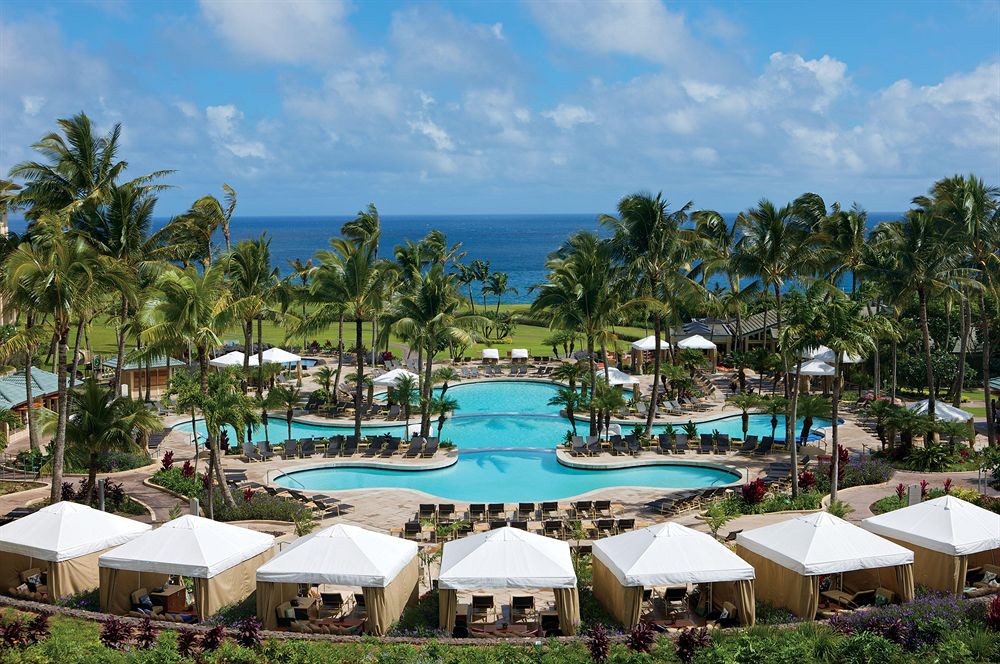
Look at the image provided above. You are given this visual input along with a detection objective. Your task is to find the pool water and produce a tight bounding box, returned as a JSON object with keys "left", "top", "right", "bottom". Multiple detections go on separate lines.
{"left": 172, "top": 379, "right": 830, "bottom": 500}
{"left": 274, "top": 450, "right": 740, "bottom": 502}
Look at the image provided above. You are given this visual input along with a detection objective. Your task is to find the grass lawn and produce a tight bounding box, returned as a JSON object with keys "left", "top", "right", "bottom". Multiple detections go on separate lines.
{"left": 0, "top": 481, "right": 43, "bottom": 497}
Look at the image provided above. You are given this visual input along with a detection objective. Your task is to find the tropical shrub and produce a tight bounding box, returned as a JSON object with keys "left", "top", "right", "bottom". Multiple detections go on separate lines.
{"left": 675, "top": 626, "right": 710, "bottom": 663}
{"left": 904, "top": 444, "right": 954, "bottom": 472}
{"left": 741, "top": 478, "right": 767, "bottom": 504}
{"left": 586, "top": 623, "right": 610, "bottom": 663}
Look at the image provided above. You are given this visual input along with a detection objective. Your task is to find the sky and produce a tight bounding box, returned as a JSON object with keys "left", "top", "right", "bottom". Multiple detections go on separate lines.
{"left": 1, "top": 0, "right": 998, "bottom": 216}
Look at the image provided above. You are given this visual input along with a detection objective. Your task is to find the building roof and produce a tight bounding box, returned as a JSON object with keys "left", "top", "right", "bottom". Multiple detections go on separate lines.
{"left": 0, "top": 367, "right": 59, "bottom": 410}
{"left": 102, "top": 356, "right": 185, "bottom": 372}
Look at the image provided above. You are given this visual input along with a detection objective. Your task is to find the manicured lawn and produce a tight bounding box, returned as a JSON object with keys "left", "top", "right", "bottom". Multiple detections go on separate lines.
{"left": 0, "top": 481, "right": 43, "bottom": 497}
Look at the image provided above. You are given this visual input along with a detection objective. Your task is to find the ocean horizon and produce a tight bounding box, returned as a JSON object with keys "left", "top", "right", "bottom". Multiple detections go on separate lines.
{"left": 8, "top": 211, "right": 905, "bottom": 304}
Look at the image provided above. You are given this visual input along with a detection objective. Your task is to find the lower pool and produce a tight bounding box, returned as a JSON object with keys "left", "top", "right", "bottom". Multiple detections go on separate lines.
{"left": 273, "top": 450, "right": 741, "bottom": 502}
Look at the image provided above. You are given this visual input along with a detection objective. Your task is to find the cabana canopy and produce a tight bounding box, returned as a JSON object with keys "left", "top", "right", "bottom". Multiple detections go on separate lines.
{"left": 861, "top": 496, "right": 1000, "bottom": 595}
{"left": 592, "top": 523, "right": 755, "bottom": 627}
{"left": 631, "top": 336, "right": 669, "bottom": 351}
{"left": 209, "top": 350, "right": 246, "bottom": 367}
{"left": 438, "top": 527, "right": 579, "bottom": 635}
{"left": 605, "top": 368, "right": 640, "bottom": 386}
{"left": 677, "top": 334, "right": 717, "bottom": 350}
{"left": 511, "top": 348, "right": 529, "bottom": 359}
{"left": 481, "top": 349, "right": 499, "bottom": 360}
{"left": 906, "top": 399, "right": 973, "bottom": 423}
{"left": 259, "top": 347, "right": 302, "bottom": 365}
{"left": 737, "top": 513, "right": 914, "bottom": 619}
{"left": 802, "top": 345, "right": 863, "bottom": 364}
{"left": 0, "top": 503, "right": 151, "bottom": 602}
{"left": 796, "top": 359, "right": 835, "bottom": 377}
{"left": 256, "top": 525, "right": 419, "bottom": 634}
{"left": 372, "top": 368, "right": 420, "bottom": 387}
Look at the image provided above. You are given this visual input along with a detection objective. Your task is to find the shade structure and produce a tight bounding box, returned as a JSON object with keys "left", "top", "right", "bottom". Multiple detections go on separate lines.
{"left": 99, "top": 515, "right": 275, "bottom": 617}
{"left": 438, "top": 527, "right": 579, "bottom": 635}
{"left": 481, "top": 348, "right": 499, "bottom": 360}
{"left": 372, "top": 368, "right": 420, "bottom": 387}
{"left": 906, "top": 399, "right": 973, "bottom": 423}
{"left": 605, "top": 367, "right": 640, "bottom": 386}
{"left": 209, "top": 350, "right": 246, "bottom": 367}
{"left": 677, "top": 334, "right": 717, "bottom": 350}
{"left": 802, "top": 345, "right": 863, "bottom": 364}
{"left": 0, "top": 503, "right": 151, "bottom": 602}
{"left": 796, "top": 359, "right": 835, "bottom": 377}
{"left": 256, "top": 525, "right": 419, "bottom": 633}
{"left": 861, "top": 496, "right": 1000, "bottom": 595}
{"left": 631, "top": 336, "right": 670, "bottom": 351}
{"left": 736, "top": 513, "right": 914, "bottom": 619}
{"left": 511, "top": 348, "right": 529, "bottom": 359}
{"left": 592, "top": 523, "right": 755, "bottom": 627}
{"left": 259, "top": 347, "right": 301, "bottom": 364}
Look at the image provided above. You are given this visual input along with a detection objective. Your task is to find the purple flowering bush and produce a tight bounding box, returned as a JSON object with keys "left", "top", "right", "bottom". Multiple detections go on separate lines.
{"left": 828, "top": 590, "right": 970, "bottom": 650}
{"left": 816, "top": 455, "right": 893, "bottom": 492}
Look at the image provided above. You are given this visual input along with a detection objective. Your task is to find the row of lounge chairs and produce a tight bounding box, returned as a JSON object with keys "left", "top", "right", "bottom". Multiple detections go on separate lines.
{"left": 569, "top": 432, "right": 758, "bottom": 457}
{"left": 460, "top": 365, "right": 553, "bottom": 378}
{"left": 399, "top": 514, "right": 637, "bottom": 542}
{"left": 415, "top": 500, "right": 620, "bottom": 523}
{"left": 241, "top": 436, "right": 440, "bottom": 462}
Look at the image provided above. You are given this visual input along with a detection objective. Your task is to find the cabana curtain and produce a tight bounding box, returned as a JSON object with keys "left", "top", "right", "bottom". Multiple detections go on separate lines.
{"left": 591, "top": 555, "right": 642, "bottom": 628}
{"left": 362, "top": 556, "right": 420, "bottom": 635}
{"left": 738, "top": 547, "right": 820, "bottom": 619}
{"left": 256, "top": 581, "right": 299, "bottom": 629}
{"left": 194, "top": 549, "right": 271, "bottom": 618}
{"left": 99, "top": 567, "right": 170, "bottom": 614}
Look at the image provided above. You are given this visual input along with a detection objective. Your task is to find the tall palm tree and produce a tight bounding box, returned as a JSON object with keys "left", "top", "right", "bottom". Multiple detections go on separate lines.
{"left": 429, "top": 395, "right": 458, "bottom": 439}
{"left": 432, "top": 367, "right": 461, "bottom": 398}
{"left": 0, "top": 180, "right": 22, "bottom": 324}
{"left": 142, "top": 264, "right": 238, "bottom": 508}
{"left": 166, "top": 369, "right": 204, "bottom": 470}
{"left": 199, "top": 368, "right": 259, "bottom": 518}
{"left": 603, "top": 193, "right": 700, "bottom": 432}
{"left": 394, "top": 374, "right": 419, "bottom": 439}
{"left": 725, "top": 393, "right": 761, "bottom": 443}
{"left": 823, "top": 204, "right": 868, "bottom": 295}
{"left": 796, "top": 394, "right": 831, "bottom": 447}
{"left": 65, "top": 378, "right": 160, "bottom": 502}
{"left": 549, "top": 386, "right": 585, "bottom": 435}
{"left": 227, "top": 235, "right": 279, "bottom": 397}
{"left": 286, "top": 257, "right": 313, "bottom": 350}
{"left": 271, "top": 386, "right": 301, "bottom": 443}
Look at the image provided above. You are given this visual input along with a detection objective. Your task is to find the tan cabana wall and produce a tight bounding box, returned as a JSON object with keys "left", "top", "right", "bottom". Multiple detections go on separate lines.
{"left": 99, "top": 566, "right": 170, "bottom": 615}
{"left": 840, "top": 564, "right": 915, "bottom": 604}
{"left": 256, "top": 581, "right": 300, "bottom": 629}
{"left": 882, "top": 539, "right": 997, "bottom": 596}
{"left": 591, "top": 555, "right": 642, "bottom": 628}
{"left": 362, "top": 556, "right": 420, "bottom": 636}
{"left": 193, "top": 548, "right": 272, "bottom": 618}
{"left": 738, "top": 546, "right": 820, "bottom": 619}
{"left": 2, "top": 548, "right": 114, "bottom": 601}
{"left": 705, "top": 579, "right": 756, "bottom": 626}
{"left": 439, "top": 585, "right": 580, "bottom": 636}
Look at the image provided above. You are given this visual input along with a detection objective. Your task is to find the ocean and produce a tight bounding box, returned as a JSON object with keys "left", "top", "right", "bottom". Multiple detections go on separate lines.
{"left": 8, "top": 211, "right": 904, "bottom": 304}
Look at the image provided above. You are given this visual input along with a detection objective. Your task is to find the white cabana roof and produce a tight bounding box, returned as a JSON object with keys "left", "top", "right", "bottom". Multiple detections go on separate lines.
{"left": 631, "top": 336, "right": 669, "bottom": 351}
{"left": 862, "top": 496, "right": 1000, "bottom": 557}
{"left": 605, "top": 367, "right": 640, "bottom": 386}
{"left": 736, "top": 512, "right": 913, "bottom": 576}
{"left": 99, "top": 515, "right": 274, "bottom": 579}
{"left": 260, "top": 347, "right": 301, "bottom": 364}
{"left": 372, "top": 368, "right": 420, "bottom": 386}
{"left": 481, "top": 348, "right": 500, "bottom": 360}
{"left": 593, "top": 522, "right": 754, "bottom": 587}
{"left": 439, "top": 527, "right": 577, "bottom": 590}
{"left": 802, "top": 345, "right": 863, "bottom": 364}
{"left": 209, "top": 350, "right": 246, "bottom": 367}
{"left": 256, "top": 524, "right": 417, "bottom": 587}
{"left": 906, "top": 399, "right": 973, "bottom": 423}
{"left": 796, "top": 359, "right": 836, "bottom": 376}
{"left": 677, "top": 334, "right": 717, "bottom": 350}
{"left": 511, "top": 348, "right": 529, "bottom": 359}
{"left": 0, "top": 502, "right": 150, "bottom": 562}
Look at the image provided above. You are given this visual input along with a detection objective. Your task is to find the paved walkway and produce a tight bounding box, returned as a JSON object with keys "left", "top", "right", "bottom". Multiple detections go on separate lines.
{"left": 835, "top": 469, "right": 999, "bottom": 522}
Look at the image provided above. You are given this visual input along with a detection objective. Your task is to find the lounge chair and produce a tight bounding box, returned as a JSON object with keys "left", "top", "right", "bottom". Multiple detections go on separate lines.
{"left": 342, "top": 436, "right": 359, "bottom": 456}
{"left": 511, "top": 596, "right": 535, "bottom": 623}
{"left": 418, "top": 504, "right": 437, "bottom": 521}
{"left": 540, "top": 502, "right": 559, "bottom": 519}
{"left": 402, "top": 521, "right": 423, "bottom": 541}
{"left": 594, "top": 500, "right": 613, "bottom": 517}
{"left": 404, "top": 439, "right": 423, "bottom": 457}
{"left": 487, "top": 503, "right": 506, "bottom": 520}
{"left": 387, "top": 405, "right": 401, "bottom": 420}
{"left": 699, "top": 435, "right": 713, "bottom": 454}
{"left": 616, "top": 518, "right": 635, "bottom": 532}
{"left": 572, "top": 500, "right": 593, "bottom": 517}
{"left": 381, "top": 437, "right": 400, "bottom": 457}
{"left": 471, "top": 595, "right": 495, "bottom": 623}
{"left": 674, "top": 434, "right": 690, "bottom": 452}
{"left": 753, "top": 436, "right": 774, "bottom": 456}
{"left": 595, "top": 518, "right": 615, "bottom": 538}
{"left": 438, "top": 504, "right": 457, "bottom": 522}
{"left": 468, "top": 504, "right": 487, "bottom": 521}
{"left": 737, "top": 435, "right": 758, "bottom": 454}
{"left": 489, "top": 519, "right": 508, "bottom": 530}
{"left": 364, "top": 439, "right": 384, "bottom": 457}
{"left": 509, "top": 520, "right": 528, "bottom": 531}
{"left": 258, "top": 441, "right": 275, "bottom": 461}
{"left": 625, "top": 435, "right": 641, "bottom": 455}
{"left": 242, "top": 442, "right": 262, "bottom": 462}
{"left": 543, "top": 520, "right": 564, "bottom": 538}
{"left": 610, "top": 436, "right": 628, "bottom": 456}
{"left": 324, "top": 436, "right": 343, "bottom": 457}
{"left": 716, "top": 435, "right": 730, "bottom": 453}
{"left": 300, "top": 440, "right": 316, "bottom": 457}
{"left": 421, "top": 438, "right": 439, "bottom": 457}
{"left": 517, "top": 503, "right": 536, "bottom": 520}
{"left": 657, "top": 434, "right": 672, "bottom": 454}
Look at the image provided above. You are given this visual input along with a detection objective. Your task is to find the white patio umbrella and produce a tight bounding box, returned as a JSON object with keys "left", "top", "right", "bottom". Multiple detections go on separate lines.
{"left": 801, "top": 345, "right": 863, "bottom": 364}
{"left": 906, "top": 399, "right": 973, "bottom": 423}
{"left": 209, "top": 350, "right": 246, "bottom": 367}
{"left": 796, "top": 359, "right": 836, "bottom": 376}
{"left": 677, "top": 334, "right": 717, "bottom": 350}
{"left": 259, "top": 347, "right": 301, "bottom": 365}
{"left": 605, "top": 367, "right": 640, "bottom": 386}
{"left": 631, "top": 336, "right": 670, "bottom": 351}
{"left": 373, "top": 368, "right": 421, "bottom": 387}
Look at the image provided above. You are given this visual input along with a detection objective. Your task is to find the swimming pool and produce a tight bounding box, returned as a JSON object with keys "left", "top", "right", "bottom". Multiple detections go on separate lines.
{"left": 274, "top": 450, "right": 741, "bottom": 502}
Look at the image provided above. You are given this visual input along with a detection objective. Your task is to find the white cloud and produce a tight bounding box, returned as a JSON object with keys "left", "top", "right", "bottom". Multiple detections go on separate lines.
{"left": 410, "top": 117, "right": 454, "bottom": 151}
{"left": 760, "top": 52, "right": 850, "bottom": 112}
{"left": 205, "top": 104, "right": 268, "bottom": 159}
{"left": 21, "top": 96, "right": 45, "bottom": 116}
{"left": 199, "top": 0, "right": 352, "bottom": 65}
{"left": 542, "top": 104, "right": 595, "bottom": 130}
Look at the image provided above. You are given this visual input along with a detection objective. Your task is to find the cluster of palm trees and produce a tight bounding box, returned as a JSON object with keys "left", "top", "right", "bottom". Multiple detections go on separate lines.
{"left": 0, "top": 111, "right": 995, "bottom": 516}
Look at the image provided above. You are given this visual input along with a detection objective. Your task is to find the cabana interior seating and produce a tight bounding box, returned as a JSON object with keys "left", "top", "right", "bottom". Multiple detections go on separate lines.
{"left": 0, "top": 502, "right": 150, "bottom": 604}
{"left": 736, "top": 513, "right": 914, "bottom": 619}
{"left": 98, "top": 515, "right": 274, "bottom": 620}
{"left": 862, "top": 496, "right": 1000, "bottom": 597}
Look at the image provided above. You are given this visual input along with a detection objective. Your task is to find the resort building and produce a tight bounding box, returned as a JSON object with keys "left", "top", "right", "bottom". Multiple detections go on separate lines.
{"left": 0, "top": 367, "right": 59, "bottom": 440}
{"left": 102, "top": 356, "right": 185, "bottom": 400}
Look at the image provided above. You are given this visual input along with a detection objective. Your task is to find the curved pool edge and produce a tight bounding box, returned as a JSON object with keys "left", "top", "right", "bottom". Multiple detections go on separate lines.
{"left": 268, "top": 452, "right": 459, "bottom": 485}
{"left": 554, "top": 450, "right": 744, "bottom": 484}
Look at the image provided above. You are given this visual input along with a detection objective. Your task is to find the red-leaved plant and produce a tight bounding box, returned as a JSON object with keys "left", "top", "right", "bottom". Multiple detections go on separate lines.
{"left": 181, "top": 460, "right": 195, "bottom": 478}
{"left": 160, "top": 451, "right": 174, "bottom": 472}
{"left": 895, "top": 483, "right": 906, "bottom": 500}
{"left": 243, "top": 487, "right": 254, "bottom": 503}
{"left": 943, "top": 478, "right": 953, "bottom": 495}
{"left": 627, "top": 621, "right": 655, "bottom": 653}
{"left": 99, "top": 616, "right": 134, "bottom": 651}
{"left": 741, "top": 478, "right": 767, "bottom": 504}
{"left": 920, "top": 479, "right": 929, "bottom": 498}
{"left": 797, "top": 470, "right": 816, "bottom": 491}
{"left": 675, "top": 626, "right": 711, "bottom": 663}
{"left": 587, "top": 623, "right": 610, "bottom": 663}
{"left": 986, "top": 594, "right": 1000, "bottom": 631}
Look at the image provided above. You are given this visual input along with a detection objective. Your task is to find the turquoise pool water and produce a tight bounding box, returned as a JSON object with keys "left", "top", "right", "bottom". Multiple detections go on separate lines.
{"left": 274, "top": 450, "right": 741, "bottom": 502}
{"left": 376, "top": 380, "right": 565, "bottom": 414}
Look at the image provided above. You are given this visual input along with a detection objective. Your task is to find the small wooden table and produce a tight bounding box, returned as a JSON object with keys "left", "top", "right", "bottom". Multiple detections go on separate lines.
{"left": 151, "top": 585, "right": 186, "bottom": 614}
{"left": 471, "top": 623, "right": 534, "bottom": 637}
{"left": 821, "top": 590, "right": 855, "bottom": 608}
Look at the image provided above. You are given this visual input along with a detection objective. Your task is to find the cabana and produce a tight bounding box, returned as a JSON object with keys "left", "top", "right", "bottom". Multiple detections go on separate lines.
{"left": 677, "top": 335, "right": 717, "bottom": 367}
{"left": 793, "top": 359, "right": 836, "bottom": 394}
{"left": 481, "top": 348, "right": 500, "bottom": 364}
{"left": 256, "top": 524, "right": 419, "bottom": 634}
{"left": 906, "top": 399, "right": 974, "bottom": 423}
{"left": 438, "top": 527, "right": 579, "bottom": 635}
{"left": 736, "top": 513, "right": 914, "bottom": 619}
{"left": 372, "top": 368, "right": 420, "bottom": 387}
{"left": 862, "top": 496, "right": 1000, "bottom": 595}
{"left": 511, "top": 348, "right": 529, "bottom": 363}
{"left": 802, "top": 345, "right": 863, "bottom": 364}
{"left": 630, "top": 336, "right": 669, "bottom": 372}
{"left": 592, "top": 523, "right": 755, "bottom": 627}
{"left": 259, "top": 347, "right": 304, "bottom": 385}
{"left": 0, "top": 502, "right": 150, "bottom": 603}
{"left": 605, "top": 367, "right": 640, "bottom": 387}
{"left": 99, "top": 515, "right": 274, "bottom": 619}
{"left": 209, "top": 350, "right": 246, "bottom": 368}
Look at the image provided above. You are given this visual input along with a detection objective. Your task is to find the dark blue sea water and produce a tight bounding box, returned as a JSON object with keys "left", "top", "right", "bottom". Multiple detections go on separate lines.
{"left": 8, "top": 211, "right": 904, "bottom": 304}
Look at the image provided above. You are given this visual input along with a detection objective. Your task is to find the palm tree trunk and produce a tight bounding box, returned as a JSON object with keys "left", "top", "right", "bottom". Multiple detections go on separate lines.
{"left": 49, "top": 327, "right": 70, "bottom": 504}
{"left": 919, "top": 289, "right": 935, "bottom": 419}
{"left": 952, "top": 294, "right": 970, "bottom": 407}
{"left": 333, "top": 314, "right": 345, "bottom": 405}
{"left": 788, "top": 358, "right": 803, "bottom": 497}
{"left": 587, "top": 335, "right": 597, "bottom": 435}
{"left": 830, "top": 356, "right": 842, "bottom": 503}
{"left": 242, "top": 320, "right": 252, "bottom": 394}
{"left": 980, "top": 289, "right": 995, "bottom": 447}
{"left": 24, "top": 334, "right": 40, "bottom": 452}
{"left": 891, "top": 336, "right": 898, "bottom": 403}
{"left": 69, "top": 319, "right": 85, "bottom": 392}
{"left": 354, "top": 317, "right": 363, "bottom": 441}
{"left": 114, "top": 300, "right": 128, "bottom": 391}
{"left": 775, "top": 286, "right": 789, "bottom": 399}
{"left": 257, "top": 317, "right": 264, "bottom": 399}
{"left": 421, "top": 338, "right": 435, "bottom": 437}
{"left": 645, "top": 313, "right": 663, "bottom": 434}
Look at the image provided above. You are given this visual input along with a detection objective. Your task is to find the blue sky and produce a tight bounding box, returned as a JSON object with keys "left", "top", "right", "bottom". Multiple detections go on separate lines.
{"left": 1, "top": 0, "right": 998, "bottom": 215}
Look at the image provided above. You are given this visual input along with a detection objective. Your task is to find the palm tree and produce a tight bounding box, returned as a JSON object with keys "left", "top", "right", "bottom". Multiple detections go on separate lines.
{"left": 429, "top": 395, "right": 459, "bottom": 439}
{"left": 484, "top": 271, "right": 516, "bottom": 317}
{"left": 725, "top": 393, "right": 761, "bottom": 442}
{"left": 166, "top": 369, "right": 204, "bottom": 471}
{"left": 823, "top": 204, "right": 868, "bottom": 295}
{"left": 199, "top": 369, "right": 259, "bottom": 518}
{"left": 760, "top": 396, "right": 788, "bottom": 442}
{"left": 286, "top": 257, "right": 313, "bottom": 350}
{"left": 65, "top": 378, "right": 160, "bottom": 502}
{"left": 603, "top": 192, "right": 700, "bottom": 432}
{"left": 227, "top": 235, "right": 279, "bottom": 397}
{"left": 271, "top": 386, "right": 301, "bottom": 442}
{"left": 142, "top": 264, "right": 237, "bottom": 508}
{"left": 591, "top": 382, "right": 626, "bottom": 438}
{"left": 164, "top": 188, "right": 234, "bottom": 267}
{"left": 315, "top": 366, "right": 335, "bottom": 407}
{"left": 549, "top": 386, "right": 585, "bottom": 435}
{"left": 551, "top": 361, "right": 587, "bottom": 396}
{"left": 0, "top": 408, "right": 23, "bottom": 455}
{"left": 0, "top": 180, "right": 21, "bottom": 324}
{"left": 394, "top": 374, "right": 419, "bottom": 439}
{"left": 796, "top": 394, "right": 831, "bottom": 446}
{"left": 432, "top": 366, "right": 461, "bottom": 398}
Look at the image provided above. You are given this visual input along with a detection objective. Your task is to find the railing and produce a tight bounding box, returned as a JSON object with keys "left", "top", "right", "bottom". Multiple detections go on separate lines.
{"left": 0, "top": 453, "right": 42, "bottom": 482}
